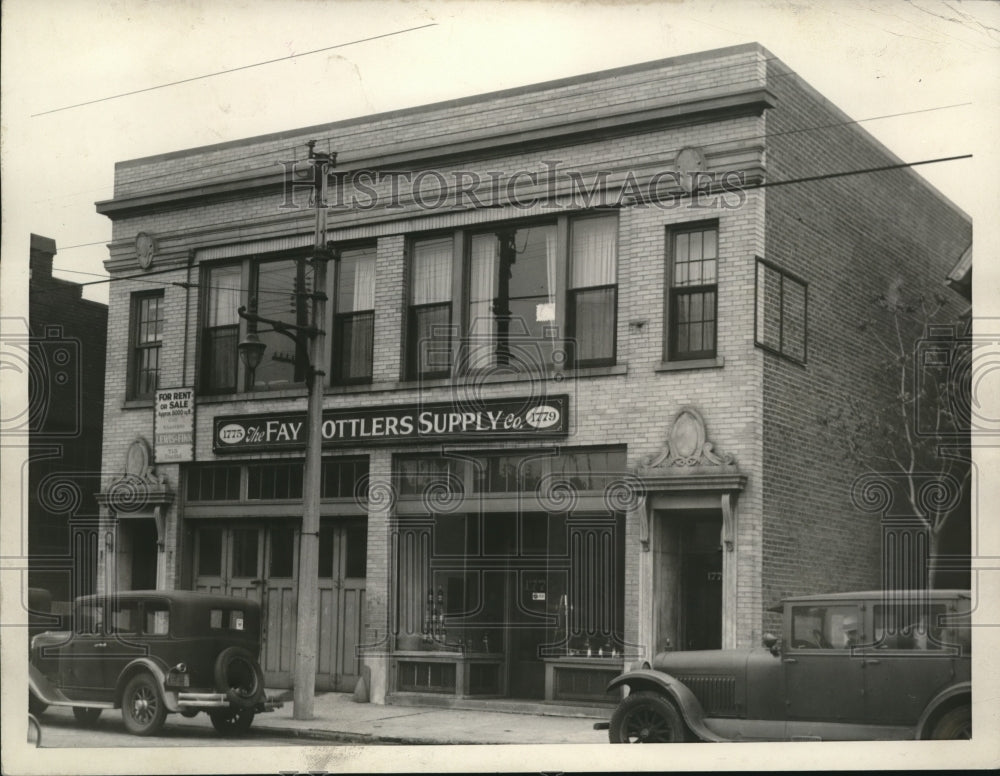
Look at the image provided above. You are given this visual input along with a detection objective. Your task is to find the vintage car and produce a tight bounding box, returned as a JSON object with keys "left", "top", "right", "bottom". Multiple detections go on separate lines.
{"left": 602, "top": 590, "right": 971, "bottom": 743}
{"left": 29, "top": 590, "right": 281, "bottom": 736}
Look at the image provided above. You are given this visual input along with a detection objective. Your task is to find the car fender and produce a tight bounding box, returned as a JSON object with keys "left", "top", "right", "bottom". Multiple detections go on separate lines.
{"left": 114, "top": 657, "right": 181, "bottom": 713}
{"left": 29, "top": 662, "right": 73, "bottom": 706}
{"left": 607, "top": 669, "right": 727, "bottom": 742}
{"left": 915, "top": 681, "right": 971, "bottom": 739}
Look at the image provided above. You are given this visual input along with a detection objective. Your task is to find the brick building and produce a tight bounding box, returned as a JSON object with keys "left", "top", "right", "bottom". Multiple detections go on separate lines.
{"left": 28, "top": 234, "right": 108, "bottom": 603}
{"left": 94, "top": 43, "right": 970, "bottom": 707}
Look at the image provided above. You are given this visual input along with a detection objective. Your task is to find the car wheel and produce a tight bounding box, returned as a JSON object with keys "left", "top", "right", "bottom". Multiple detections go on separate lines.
{"left": 609, "top": 691, "right": 688, "bottom": 743}
{"left": 72, "top": 707, "right": 102, "bottom": 725}
{"left": 213, "top": 647, "right": 264, "bottom": 707}
{"left": 209, "top": 707, "right": 256, "bottom": 736}
{"left": 28, "top": 692, "right": 48, "bottom": 715}
{"left": 121, "top": 673, "right": 167, "bottom": 736}
{"left": 931, "top": 705, "right": 971, "bottom": 740}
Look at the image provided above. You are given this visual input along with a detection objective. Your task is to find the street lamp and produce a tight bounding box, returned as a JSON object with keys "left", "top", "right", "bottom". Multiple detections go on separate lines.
{"left": 236, "top": 142, "right": 336, "bottom": 720}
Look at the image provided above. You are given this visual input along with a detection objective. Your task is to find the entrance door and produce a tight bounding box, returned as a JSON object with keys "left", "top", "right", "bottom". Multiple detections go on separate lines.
{"left": 194, "top": 524, "right": 298, "bottom": 687}
{"left": 317, "top": 519, "right": 367, "bottom": 692}
{"left": 680, "top": 518, "right": 723, "bottom": 650}
{"left": 130, "top": 521, "right": 158, "bottom": 589}
{"left": 654, "top": 511, "right": 723, "bottom": 652}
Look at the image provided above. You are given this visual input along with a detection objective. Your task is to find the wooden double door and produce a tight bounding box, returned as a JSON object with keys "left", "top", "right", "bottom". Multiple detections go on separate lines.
{"left": 194, "top": 519, "right": 367, "bottom": 691}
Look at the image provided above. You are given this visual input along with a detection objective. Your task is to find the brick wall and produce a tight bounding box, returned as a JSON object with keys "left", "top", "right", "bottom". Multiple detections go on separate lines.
{"left": 29, "top": 241, "right": 108, "bottom": 601}
{"left": 759, "top": 57, "right": 972, "bottom": 631}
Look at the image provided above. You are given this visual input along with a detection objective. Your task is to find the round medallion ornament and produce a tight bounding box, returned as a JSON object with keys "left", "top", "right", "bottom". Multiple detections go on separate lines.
{"left": 135, "top": 232, "right": 156, "bottom": 270}
{"left": 675, "top": 146, "right": 707, "bottom": 193}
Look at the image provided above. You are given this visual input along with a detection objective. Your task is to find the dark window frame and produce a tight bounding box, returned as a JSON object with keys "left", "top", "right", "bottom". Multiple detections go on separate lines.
{"left": 754, "top": 256, "right": 809, "bottom": 365}
{"left": 665, "top": 221, "right": 719, "bottom": 362}
{"left": 184, "top": 457, "right": 369, "bottom": 504}
{"left": 128, "top": 290, "right": 165, "bottom": 400}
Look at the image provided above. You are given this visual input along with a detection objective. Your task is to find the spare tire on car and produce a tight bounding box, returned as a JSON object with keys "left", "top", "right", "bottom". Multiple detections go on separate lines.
{"left": 213, "top": 646, "right": 264, "bottom": 707}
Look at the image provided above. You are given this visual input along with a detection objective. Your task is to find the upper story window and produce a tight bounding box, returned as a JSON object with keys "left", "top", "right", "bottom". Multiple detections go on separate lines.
{"left": 666, "top": 223, "right": 718, "bottom": 361}
{"left": 467, "top": 223, "right": 558, "bottom": 372}
{"left": 332, "top": 246, "right": 376, "bottom": 384}
{"left": 755, "top": 257, "right": 808, "bottom": 365}
{"left": 407, "top": 236, "right": 453, "bottom": 380}
{"left": 129, "top": 291, "right": 164, "bottom": 399}
{"left": 201, "top": 264, "right": 242, "bottom": 394}
{"left": 199, "top": 247, "right": 372, "bottom": 394}
{"left": 568, "top": 215, "right": 618, "bottom": 367}
{"left": 251, "top": 257, "right": 312, "bottom": 390}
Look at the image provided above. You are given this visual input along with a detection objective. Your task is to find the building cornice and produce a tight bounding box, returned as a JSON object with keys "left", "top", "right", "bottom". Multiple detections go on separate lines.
{"left": 96, "top": 88, "right": 775, "bottom": 221}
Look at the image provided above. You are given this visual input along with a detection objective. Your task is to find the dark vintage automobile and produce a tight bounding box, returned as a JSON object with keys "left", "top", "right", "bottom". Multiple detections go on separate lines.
{"left": 602, "top": 590, "right": 971, "bottom": 743}
{"left": 29, "top": 590, "right": 281, "bottom": 736}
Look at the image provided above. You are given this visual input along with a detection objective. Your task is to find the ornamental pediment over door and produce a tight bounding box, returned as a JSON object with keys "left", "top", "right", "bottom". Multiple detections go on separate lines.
{"left": 97, "top": 437, "right": 173, "bottom": 514}
{"left": 641, "top": 406, "right": 738, "bottom": 475}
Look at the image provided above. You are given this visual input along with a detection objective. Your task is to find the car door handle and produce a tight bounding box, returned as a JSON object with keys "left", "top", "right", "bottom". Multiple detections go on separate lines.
{"left": 866, "top": 659, "right": 881, "bottom": 665}
{"left": 94, "top": 642, "right": 107, "bottom": 648}
{"left": 783, "top": 657, "right": 797, "bottom": 664}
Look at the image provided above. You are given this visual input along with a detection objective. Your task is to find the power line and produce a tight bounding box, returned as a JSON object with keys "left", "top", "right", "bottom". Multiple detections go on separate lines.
{"left": 50, "top": 96, "right": 972, "bottom": 222}
{"left": 63, "top": 151, "right": 971, "bottom": 289}
{"left": 31, "top": 24, "right": 438, "bottom": 117}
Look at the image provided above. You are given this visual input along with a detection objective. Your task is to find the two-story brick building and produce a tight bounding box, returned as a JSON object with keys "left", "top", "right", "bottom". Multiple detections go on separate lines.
{"left": 93, "top": 43, "right": 970, "bottom": 708}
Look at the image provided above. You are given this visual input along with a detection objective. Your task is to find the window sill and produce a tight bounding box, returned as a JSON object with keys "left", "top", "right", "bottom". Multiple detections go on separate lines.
{"left": 121, "top": 398, "right": 155, "bottom": 409}
{"left": 655, "top": 357, "right": 724, "bottom": 373}
{"left": 197, "top": 387, "right": 309, "bottom": 404}
{"left": 394, "top": 364, "right": 627, "bottom": 390}
{"left": 191, "top": 365, "right": 628, "bottom": 404}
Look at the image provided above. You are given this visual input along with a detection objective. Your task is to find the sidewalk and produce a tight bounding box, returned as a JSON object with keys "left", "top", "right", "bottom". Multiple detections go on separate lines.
{"left": 173, "top": 691, "right": 612, "bottom": 745}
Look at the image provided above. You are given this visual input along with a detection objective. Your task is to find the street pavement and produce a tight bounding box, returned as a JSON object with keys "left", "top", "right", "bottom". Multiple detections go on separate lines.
{"left": 33, "top": 692, "right": 612, "bottom": 746}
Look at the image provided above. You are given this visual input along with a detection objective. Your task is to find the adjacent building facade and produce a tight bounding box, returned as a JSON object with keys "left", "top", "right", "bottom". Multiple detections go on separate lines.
{"left": 94, "top": 44, "right": 971, "bottom": 706}
{"left": 28, "top": 234, "right": 108, "bottom": 604}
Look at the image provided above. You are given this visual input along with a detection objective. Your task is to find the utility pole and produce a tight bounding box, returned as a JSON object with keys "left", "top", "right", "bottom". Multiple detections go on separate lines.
{"left": 238, "top": 141, "right": 336, "bottom": 719}
{"left": 293, "top": 141, "right": 335, "bottom": 719}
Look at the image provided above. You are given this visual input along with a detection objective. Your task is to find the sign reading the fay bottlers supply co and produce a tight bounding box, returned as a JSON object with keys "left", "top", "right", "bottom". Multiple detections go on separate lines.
{"left": 212, "top": 395, "right": 569, "bottom": 452}
{"left": 154, "top": 387, "right": 195, "bottom": 462}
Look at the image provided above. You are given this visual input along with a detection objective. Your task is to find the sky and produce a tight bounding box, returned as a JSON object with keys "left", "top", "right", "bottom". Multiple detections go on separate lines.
{"left": 2, "top": 0, "right": 998, "bottom": 308}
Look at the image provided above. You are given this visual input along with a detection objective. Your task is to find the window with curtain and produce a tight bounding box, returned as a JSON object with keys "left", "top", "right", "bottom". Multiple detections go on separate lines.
{"left": 333, "top": 245, "right": 376, "bottom": 383}
{"left": 667, "top": 224, "right": 718, "bottom": 361}
{"left": 569, "top": 215, "right": 618, "bottom": 366}
{"left": 466, "top": 224, "right": 557, "bottom": 371}
{"left": 129, "top": 291, "right": 164, "bottom": 399}
{"left": 201, "top": 264, "right": 242, "bottom": 393}
{"left": 407, "top": 237, "right": 453, "bottom": 379}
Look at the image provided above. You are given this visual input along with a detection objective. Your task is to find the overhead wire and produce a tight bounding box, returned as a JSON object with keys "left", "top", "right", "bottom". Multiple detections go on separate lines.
{"left": 30, "top": 24, "right": 439, "bottom": 117}
{"left": 62, "top": 150, "right": 972, "bottom": 290}
{"left": 51, "top": 95, "right": 973, "bottom": 249}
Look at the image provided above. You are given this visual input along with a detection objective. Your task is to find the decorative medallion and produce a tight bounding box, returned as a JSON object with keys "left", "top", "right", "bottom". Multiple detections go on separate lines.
{"left": 675, "top": 146, "right": 707, "bottom": 193}
{"left": 135, "top": 232, "right": 156, "bottom": 270}
{"left": 642, "top": 407, "right": 735, "bottom": 469}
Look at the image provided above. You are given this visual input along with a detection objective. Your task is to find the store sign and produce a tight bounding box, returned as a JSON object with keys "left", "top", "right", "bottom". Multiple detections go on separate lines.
{"left": 213, "top": 395, "right": 569, "bottom": 452}
{"left": 154, "top": 387, "right": 195, "bottom": 463}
